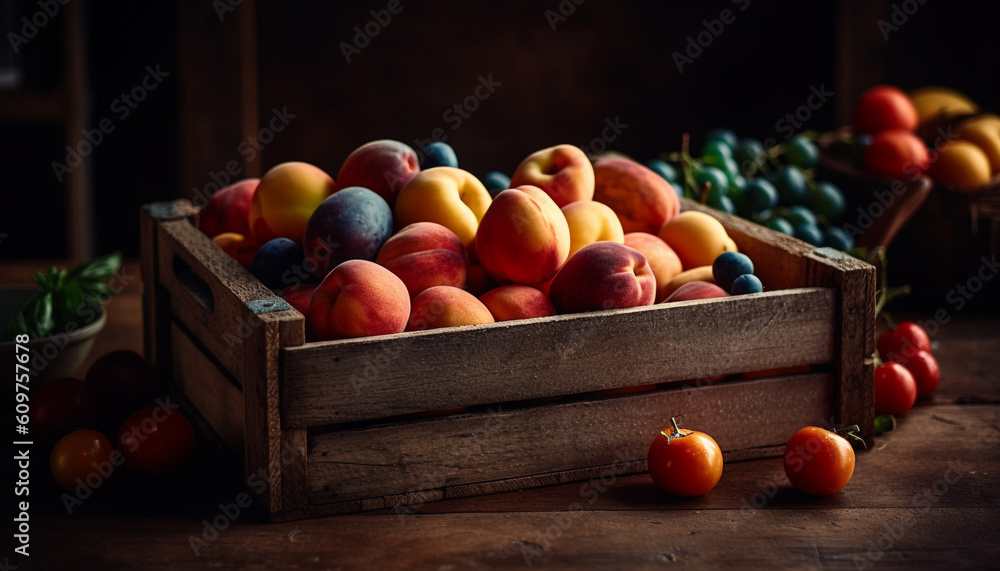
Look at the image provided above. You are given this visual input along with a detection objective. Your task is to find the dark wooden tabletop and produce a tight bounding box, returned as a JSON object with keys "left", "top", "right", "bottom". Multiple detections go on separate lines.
{"left": 3, "top": 262, "right": 999, "bottom": 570}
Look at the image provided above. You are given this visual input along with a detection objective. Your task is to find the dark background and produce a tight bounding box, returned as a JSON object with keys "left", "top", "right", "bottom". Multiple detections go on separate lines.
{"left": 2, "top": 0, "right": 999, "bottom": 309}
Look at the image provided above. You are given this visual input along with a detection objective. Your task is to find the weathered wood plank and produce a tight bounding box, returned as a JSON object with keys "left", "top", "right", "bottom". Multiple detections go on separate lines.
{"left": 306, "top": 372, "right": 834, "bottom": 505}
{"left": 170, "top": 323, "right": 246, "bottom": 462}
{"left": 283, "top": 288, "right": 836, "bottom": 427}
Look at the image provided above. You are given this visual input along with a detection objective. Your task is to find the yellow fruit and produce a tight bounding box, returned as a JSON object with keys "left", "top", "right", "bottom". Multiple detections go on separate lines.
{"left": 657, "top": 211, "right": 733, "bottom": 270}
{"left": 929, "top": 140, "right": 992, "bottom": 192}
{"left": 909, "top": 86, "right": 978, "bottom": 128}
{"left": 955, "top": 118, "right": 1000, "bottom": 174}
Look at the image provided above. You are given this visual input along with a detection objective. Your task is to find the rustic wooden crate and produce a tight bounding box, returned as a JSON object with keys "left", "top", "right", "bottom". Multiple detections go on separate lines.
{"left": 140, "top": 198, "right": 875, "bottom": 522}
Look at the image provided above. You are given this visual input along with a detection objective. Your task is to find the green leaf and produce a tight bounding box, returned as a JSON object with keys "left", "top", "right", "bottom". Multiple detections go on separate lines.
{"left": 31, "top": 292, "right": 55, "bottom": 338}
{"left": 68, "top": 251, "right": 122, "bottom": 284}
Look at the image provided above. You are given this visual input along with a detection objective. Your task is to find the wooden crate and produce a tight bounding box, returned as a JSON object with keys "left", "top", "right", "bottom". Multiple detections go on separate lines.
{"left": 140, "top": 198, "right": 875, "bottom": 522}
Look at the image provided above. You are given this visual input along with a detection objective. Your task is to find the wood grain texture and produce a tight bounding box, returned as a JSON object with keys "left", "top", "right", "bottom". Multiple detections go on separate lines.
{"left": 170, "top": 322, "right": 246, "bottom": 462}
{"left": 283, "top": 288, "right": 836, "bottom": 427}
{"left": 306, "top": 372, "right": 833, "bottom": 506}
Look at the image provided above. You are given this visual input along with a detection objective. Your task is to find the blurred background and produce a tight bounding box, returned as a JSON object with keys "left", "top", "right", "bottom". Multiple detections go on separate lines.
{"left": 1, "top": 0, "right": 998, "bottom": 310}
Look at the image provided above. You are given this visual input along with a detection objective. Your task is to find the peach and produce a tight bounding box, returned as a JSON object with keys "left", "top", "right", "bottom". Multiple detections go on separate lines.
{"left": 464, "top": 262, "right": 498, "bottom": 296}
{"left": 376, "top": 222, "right": 468, "bottom": 297}
{"left": 199, "top": 178, "right": 258, "bottom": 238}
{"left": 549, "top": 242, "right": 656, "bottom": 313}
{"left": 475, "top": 185, "right": 571, "bottom": 286}
{"left": 661, "top": 266, "right": 716, "bottom": 299}
{"left": 336, "top": 139, "right": 420, "bottom": 208}
{"left": 278, "top": 283, "right": 319, "bottom": 341}
{"left": 394, "top": 167, "right": 492, "bottom": 248}
{"left": 663, "top": 281, "right": 730, "bottom": 303}
{"left": 623, "top": 232, "right": 683, "bottom": 302}
{"left": 561, "top": 200, "right": 625, "bottom": 258}
{"left": 510, "top": 144, "right": 595, "bottom": 207}
{"left": 593, "top": 157, "right": 680, "bottom": 234}
{"left": 479, "top": 285, "right": 557, "bottom": 322}
{"left": 249, "top": 162, "right": 335, "bottom": 245}
{"left": 212, "top": 232, "right": 259, "bottom": 269}
{"left": 407, "top": 286, "right": 495, "bottom": 331}
{"left": 658, "top": 211, "right": 735, "bottom": 269}
{"left": 309, "top": 260, "right": 410, "bottom": 340}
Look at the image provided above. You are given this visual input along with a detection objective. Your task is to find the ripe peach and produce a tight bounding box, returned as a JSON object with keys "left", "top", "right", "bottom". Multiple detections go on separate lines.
{"left": 623, "top": 232, "right": 683, "bottom": 302}
{"left": 249, "top": 162, "right": 335, "bottom": 245}
{"left": 464, "top": 262, "right": 498, "bottom": 296}
{"left": 475, "top": 185, "right": 571, "bottom": 286}
{"left": 376, "top": 222, "right": 468, "bottom": 297}
{"left": 593, "top": 157, "right": 680, "bottom": 234}
{"left": 663, "top": 281, "right": 730, "bottom": 303}
{"left": 212, "top": 232, "right": 259, "bottom": 269}
{"left": 479, "top": 285, "right": 557, "bottom": 322}
{"left": 199, "top": 178, "right": 258, "bottom": 238}
{"left": 658, "top": 211, "right": 734, "bottom": 269}
{"left": 309, "top": 260, "right": 410, "bottom": 340}
{"left": 278, "top": 283, "right": 319, "bottom": 341}
{"left": 394, "top": 167, "right": 492, "bottom": 248}
{"left": 510, "top": 144, "right": 595, "bottom": 207}
{"left": 407, "top": 285, "right": 495, "bottom": 331}
{"left": 661, "top": 266, "right": 716, "bottom": 299}
{"left": 561, "top": 200, "right": 625, "bottom": 258}
{"left": 549, "top": 242, "right": 656, "bottom": 313}
{"left": 336, "top": 139, "right": 420, "bottom": 208}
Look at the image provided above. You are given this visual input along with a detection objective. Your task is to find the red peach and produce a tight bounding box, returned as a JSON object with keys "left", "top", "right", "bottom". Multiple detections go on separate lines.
{"left": 510, "top": 144, "right": 595, "bottom": 207}
{"left": 376, "top": 222, "right": 468, "bottom": 297}
{"left": 278, "top": 283, "right": 319, "bottom": 341}
{"left": 464, "top": 262, "right": 498, "bottom": 297}
{"left": 407, "top": 286, "right": 495, "bottom": 331}
{"left": 475, "top": 185, "right": 571, "bottom": 286}
{"left": 623, "top": 232, "right": 683, "bottom": 302}
{"left": 593, "top": 157, "right": 680, "bottom": 233}
{"left": 479, "top": 285, "right": 557, "bottom": 322}
{"left": 310, "top": 260, "right": 410, "bottom": 340}
{"left": 199, "top": 178, "right": 259, "bottom": 238}
{"left": 663, "top": 281, "right": 730, "bottom": 303}
{"left": 549, "top": 242, "right": 656, "bottom": 313}
{"left": 336, "top": 139, "right": 420, "bottom": 208}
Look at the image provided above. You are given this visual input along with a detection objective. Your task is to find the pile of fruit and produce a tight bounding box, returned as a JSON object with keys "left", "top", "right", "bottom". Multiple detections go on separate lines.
{"left": 873, "top": 320, "right": 940, "bottom": 419}
{"left": 30, "top": 350, "right": 194, "bottom": 497}
{"left": 201, "top": 141, "right": 768, "bottom": 341}
{"left": 645, "top": 131, "right": 853, "bottom": 251}
{"left": 829, "top": 85, "right": 1000, "bottom": 192}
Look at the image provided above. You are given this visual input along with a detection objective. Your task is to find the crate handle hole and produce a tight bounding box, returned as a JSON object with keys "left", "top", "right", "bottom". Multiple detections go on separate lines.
{"left": 172, "top": 255, "right": 215, "bottom": 313}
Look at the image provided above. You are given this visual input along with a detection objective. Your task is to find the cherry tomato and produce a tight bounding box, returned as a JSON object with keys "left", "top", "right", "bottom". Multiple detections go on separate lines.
{"left": 116, "top": 405, "right": 194, "bottom": 476}
{"left": 50, "top": 429, "right": 118, "bottom": 492}
{"left": 647, "top": 418, "right": 723, "bottom": 497}
{"left": 877, "top": 321, "right": 931, "bottom": 364}
{"left": 903, "top": 350, "right": 940, "bottom": 399}
{"left": 29, "top": 377, "right": 99, "bottom": 441}
{"left": 783, "top": 426, "right": 855, "bottom": 495}
{"left": 85, "top": 350, "right": 159, "bottom": 433}
{"left": 874, "top": 362, "right": 917, "bottom": 415}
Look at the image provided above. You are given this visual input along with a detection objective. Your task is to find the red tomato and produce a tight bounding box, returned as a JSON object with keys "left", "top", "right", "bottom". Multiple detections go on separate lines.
{"left": 874, "top": 362, "right": 917, "bottom": 415}
{"left": 85, "top": 350, "right": 159, "bottom": 433}
{"left": 116, "top": 405, "right": 194, "bottom": 476}
{"left": 50, "top": 429, "right": 118, "bottom": 492}
{"left": 894, "top": 321, "right": 931, "bottom": 353}
{"left": 864, "top": 129, "right": 930, "bottom": 179}
{"left": 904, "top": 350, "right": 941, "bottom": 398}
{"left": 853, "top": 85, "right": 918, "bottom": 134}
{"left": 29, "top": 377, "right": 99, "bottom": 441}
{"left": 783, "top": 426, "right": 855, "bottom": 495}
{"left": 647, "top": 418, "right": 723, "bottom": 497}
{"left": 878, "top": 322, "right": 932, "bottom": 365}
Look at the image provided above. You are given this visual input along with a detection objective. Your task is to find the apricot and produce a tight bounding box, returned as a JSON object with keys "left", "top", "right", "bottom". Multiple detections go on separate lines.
{"left": 658, "top": 211, "right": 734, "bottom": 269}
{"left": 510, "top": 144, "right": 595, "bottom": 207}
{"left": 376, "top": 222, "right": 468, "bottom": 297}
{"left": 212, "top": 232, "right": 259, "bottom": 269}
{"left": 661, "top": 266, "right": 716, "bottom": 299}
{"left": 394, "top": 167, "right": 492, "bottom": 248}
{"left": 479, "top": 285, "right": 557, "bottom": 321}
{"left": 593, "top": 157, "right": 680, "bottom": 233}
{"left": 562, "top": 200, "right": 625, "bottom": 258}
{"left": 309, "top": 260, "right": 410, "bottom": 340}
{"left": 664, "top": 281, "right": 730, "bottom": 303}
{"left": 249, "top": 162, "right": 335, "bottom": 245}
{"left": 407, "top": 286, "right": 495, "bottom": 331}
{"left": 623, "top": 232, "right": 683, "bottom": 303}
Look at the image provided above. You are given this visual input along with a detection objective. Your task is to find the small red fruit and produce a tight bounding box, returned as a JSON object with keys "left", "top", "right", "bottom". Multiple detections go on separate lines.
{"left": 853, "top": 85, "right": 919, "bottom": 134}
{"left": 874, "top": 362, "right": 917, "bottom": 415}
{"left": 903, "top": 350, "right": 941, "bottom": 399}
{"left": 864, "top": 129, "right": 930, "bottom": 179}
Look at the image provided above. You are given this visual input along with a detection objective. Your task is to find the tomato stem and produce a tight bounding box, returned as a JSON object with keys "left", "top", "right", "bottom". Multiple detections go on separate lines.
{"left": 834, "top": 424, "right": 867, "bottom": 450}
{"left": 660, "top": 416, "right": 691, "bottom": 444}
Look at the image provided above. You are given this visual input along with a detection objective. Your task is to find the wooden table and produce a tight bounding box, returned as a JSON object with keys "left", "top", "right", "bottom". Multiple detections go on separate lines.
{"left": 4, "top": 262, "right": 999, "bottom": 569}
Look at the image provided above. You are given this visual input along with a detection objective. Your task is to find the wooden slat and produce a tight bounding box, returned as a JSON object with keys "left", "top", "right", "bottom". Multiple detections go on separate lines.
{"left": 170, "top": 323, "right": 245, "bottom": 461}
{"left": 283, "top": 288, "right": 836, "bottom": 427}
{"left": 306, "top": 372, "right": 833, "bottom": 505}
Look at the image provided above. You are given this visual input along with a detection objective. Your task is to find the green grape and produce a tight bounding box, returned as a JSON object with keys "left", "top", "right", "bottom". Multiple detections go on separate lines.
{"left": 765, "top": 216, "right": 794, "bottom": 235}
{"left": 784, "top": 135, "right": 819, "bottom": 169}
{"left": 733, "top": 138, "right": 766, "bottom": 174}
{"left": 807, "top": 181, "right": 846, "bottom": 222}
{"left": 706, "top": 128, "right": 738, "bottom": 148}
{"left": 785, "top": 205, "right": 818, "bottom": 227}
{"left": 793, "top": 223, "right": 824, "bottom": 246}
{"left": 823, "top": 226, "right": 854, "bottom": 251}
{"left": 769, "top": 166, "right": 808, "bottom": 206}
{"left": 645, "top": 159, "right": 679, "bottom": 183}
{"left": 693, "top": 166, "right": 730, "bottom": 200}
{"left": 743, "top": 178, "right": 779, "bottom": 213}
